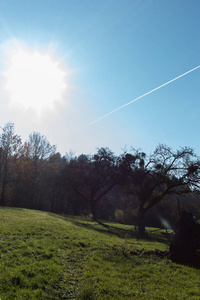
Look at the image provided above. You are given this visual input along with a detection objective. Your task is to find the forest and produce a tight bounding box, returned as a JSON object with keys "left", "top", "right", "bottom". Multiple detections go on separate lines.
{"left": 1, "top": 122, "right": 200, "bottom": 235}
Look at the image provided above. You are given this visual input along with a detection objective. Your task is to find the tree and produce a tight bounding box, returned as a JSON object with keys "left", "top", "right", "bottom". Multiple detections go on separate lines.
{"left": 25, "top": 132, "right": 56, "bottom": 164}
{"left": 22, "top": 132, "right": 57, "bottom": 209}
{"left": 119, "top": 145, "right": 200, "bottom": 235}
{"left": 0, "top": 123, "right": 22, "bottom": 205}
{"left": 61, "top": 148, "right": 119, "bottom": 220}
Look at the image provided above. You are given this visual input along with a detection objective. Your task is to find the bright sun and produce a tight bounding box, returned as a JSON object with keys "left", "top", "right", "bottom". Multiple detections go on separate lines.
{"left": 4, "top": 49, "right": 66, "bottom": 113}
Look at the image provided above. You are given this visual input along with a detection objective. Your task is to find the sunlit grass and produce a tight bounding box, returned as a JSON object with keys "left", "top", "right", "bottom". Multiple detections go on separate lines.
{"left": 0, "top": 207, "right": 199, "bottom": 299}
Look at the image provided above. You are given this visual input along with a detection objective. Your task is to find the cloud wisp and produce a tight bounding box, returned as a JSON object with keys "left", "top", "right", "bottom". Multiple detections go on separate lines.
{"left": 85, "top": 65, "right": 200, "bottom": 128}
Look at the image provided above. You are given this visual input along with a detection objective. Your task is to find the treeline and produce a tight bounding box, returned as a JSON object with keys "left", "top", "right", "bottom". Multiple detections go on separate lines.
{"left": 1, "top": 122, "right": 200, "bottom": 234}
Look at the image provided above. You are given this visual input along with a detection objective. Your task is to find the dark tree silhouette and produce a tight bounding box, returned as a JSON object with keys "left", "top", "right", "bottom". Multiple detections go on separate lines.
{"left": 119, "top": 145, "right": 200, "bottom": 235}
{"left": 61, "top": 148, "right": 119, "bottom": 220}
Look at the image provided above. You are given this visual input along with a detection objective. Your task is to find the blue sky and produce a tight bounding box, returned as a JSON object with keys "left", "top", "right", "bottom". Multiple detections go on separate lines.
{"left": 0, "top": 0, "right": 199, "bottom": 156}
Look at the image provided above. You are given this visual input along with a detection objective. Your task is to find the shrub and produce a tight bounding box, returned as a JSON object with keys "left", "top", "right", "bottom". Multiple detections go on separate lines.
{"left": 115, "top": 209, "right": 124, "bottom": 223}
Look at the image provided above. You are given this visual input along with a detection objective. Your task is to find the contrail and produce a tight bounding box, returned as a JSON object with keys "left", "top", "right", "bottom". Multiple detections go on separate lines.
{"left": 85, "top": 65, "right": 200, "bottom": 128}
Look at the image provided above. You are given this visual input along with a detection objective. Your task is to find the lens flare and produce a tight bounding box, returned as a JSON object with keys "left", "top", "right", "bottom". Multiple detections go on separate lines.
{"left": 158, "top": 216, "right": 173, "bottom": 230}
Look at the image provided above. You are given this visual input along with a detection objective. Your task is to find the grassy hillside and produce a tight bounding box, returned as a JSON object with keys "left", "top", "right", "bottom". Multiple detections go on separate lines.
{"left": 0, "top": 208, "right": 199, "bottom": 299}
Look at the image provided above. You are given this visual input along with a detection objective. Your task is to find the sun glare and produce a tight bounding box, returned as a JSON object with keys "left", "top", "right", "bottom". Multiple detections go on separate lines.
{"left": 4, "top": 49, "right": 67, "bottom": 113}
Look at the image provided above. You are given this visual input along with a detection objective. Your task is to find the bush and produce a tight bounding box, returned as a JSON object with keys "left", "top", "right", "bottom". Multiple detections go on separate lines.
{"left": 115, "top": 209, "right": 124, "bottom": 223}
{"left": 115, "top": 208, "right": 137, "bottom": 225}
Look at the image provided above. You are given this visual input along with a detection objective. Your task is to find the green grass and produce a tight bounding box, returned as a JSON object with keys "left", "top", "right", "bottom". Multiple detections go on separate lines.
{"left": 0, "top": 207, "right": 199, "bottom": 299}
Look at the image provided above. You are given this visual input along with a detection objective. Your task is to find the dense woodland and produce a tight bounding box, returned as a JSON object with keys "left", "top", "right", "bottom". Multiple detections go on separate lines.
{"left": 1, "top": 122, "right": 200, "bottom": 234}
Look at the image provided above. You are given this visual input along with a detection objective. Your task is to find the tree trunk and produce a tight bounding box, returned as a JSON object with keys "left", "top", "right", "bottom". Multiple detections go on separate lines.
{"left": 0, "top": 160, "right": 8, "bottom": 206}
{"left": 91, "top": 201, "right": 97, "bottom": 221}
{"left": 0, "top": 178, "right": 6, "bottom": 206}
{"left": 137, "top": 206, "right": 146, "bottom": 236}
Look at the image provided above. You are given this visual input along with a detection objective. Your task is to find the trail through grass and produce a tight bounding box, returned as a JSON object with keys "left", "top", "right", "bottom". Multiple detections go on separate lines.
{"left": 0, "top": 207, "right": 199, "bottom": 299}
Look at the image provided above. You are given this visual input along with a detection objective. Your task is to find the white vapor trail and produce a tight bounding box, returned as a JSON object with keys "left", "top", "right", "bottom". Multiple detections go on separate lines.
{"left": 85, "top": 65, "right": 200, "bottom": 128}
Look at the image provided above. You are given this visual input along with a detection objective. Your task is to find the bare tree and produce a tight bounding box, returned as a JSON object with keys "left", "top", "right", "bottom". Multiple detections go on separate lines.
{"left": 119, "top": 144, "right": 200, "bottom": 235}
{"left": 25, "top": 132, "right": 56, "bottom": 164}
{"left": 61, "top": 148, "right": 119, "bottom": 220}
{"left": 22, "top": 132, "right": 57, "bottom": 209}
{"left": 0, "top": 123, "right": 22, "bottom": 205}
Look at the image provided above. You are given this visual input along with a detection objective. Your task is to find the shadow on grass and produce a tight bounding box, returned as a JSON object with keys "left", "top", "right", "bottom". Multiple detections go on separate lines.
{"left": 49, "top": 213, "right": 169, "bottom": 244}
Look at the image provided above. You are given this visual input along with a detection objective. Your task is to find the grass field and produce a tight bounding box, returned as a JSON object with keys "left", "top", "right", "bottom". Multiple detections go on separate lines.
{"left": 0, "top": 207, "right": 199, "bottom": 299}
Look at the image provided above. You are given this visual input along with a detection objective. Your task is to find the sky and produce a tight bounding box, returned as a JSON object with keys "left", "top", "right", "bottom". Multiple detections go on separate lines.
{"left": 0, "top": 0, "right": 199, "bottom": 156}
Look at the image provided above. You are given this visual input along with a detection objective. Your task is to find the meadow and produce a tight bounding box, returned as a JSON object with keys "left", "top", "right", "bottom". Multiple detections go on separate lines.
{"left": 0, "top": 207, "right": 199, "bottom": 299}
